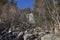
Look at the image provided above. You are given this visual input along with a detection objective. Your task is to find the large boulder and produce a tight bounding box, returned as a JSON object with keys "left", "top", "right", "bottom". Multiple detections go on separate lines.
{"left": 41, "top": 34, "right": 60, "bottom": 40}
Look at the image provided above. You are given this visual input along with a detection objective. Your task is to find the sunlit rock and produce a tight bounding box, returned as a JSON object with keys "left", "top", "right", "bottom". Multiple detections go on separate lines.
{"left": 24, "top": 34, "right": 32, "bottom": 40}
{"left": 41, "top": 34, "right": 60, "bottom": 40}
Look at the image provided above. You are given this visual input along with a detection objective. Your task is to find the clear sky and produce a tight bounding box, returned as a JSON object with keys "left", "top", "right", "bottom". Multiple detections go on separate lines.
{"left": 14, "top": 0, "right": 34, "bottom": 9}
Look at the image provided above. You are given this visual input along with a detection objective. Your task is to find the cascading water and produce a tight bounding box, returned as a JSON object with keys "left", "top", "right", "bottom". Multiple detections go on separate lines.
{"left": 26, "top": 13, "right": 35, "bottom": 24}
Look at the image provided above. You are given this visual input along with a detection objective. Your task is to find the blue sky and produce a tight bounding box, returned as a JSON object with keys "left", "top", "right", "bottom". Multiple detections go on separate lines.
{"left": 14, "top": 0, "right": 34, "bottom": 9}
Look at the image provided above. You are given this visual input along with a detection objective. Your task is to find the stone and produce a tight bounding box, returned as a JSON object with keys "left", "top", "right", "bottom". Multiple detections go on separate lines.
{"left": 41, "top": 34, "right": 60, "bottom": 40}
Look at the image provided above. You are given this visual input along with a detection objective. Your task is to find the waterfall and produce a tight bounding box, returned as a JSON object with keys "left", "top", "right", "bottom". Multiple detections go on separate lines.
{"left": 26, "top": 13, "right": 35, "bottom": 24}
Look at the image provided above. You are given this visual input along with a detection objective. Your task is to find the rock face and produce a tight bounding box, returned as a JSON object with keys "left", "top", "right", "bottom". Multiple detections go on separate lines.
{"left": 0, "top": 0, "right": 27, "bottom": 31}
{"left": 35, "top": 0, "right": 60, "bottom": 34}
{"left": 34, "top": 0, "right": 54, "bottom": 34}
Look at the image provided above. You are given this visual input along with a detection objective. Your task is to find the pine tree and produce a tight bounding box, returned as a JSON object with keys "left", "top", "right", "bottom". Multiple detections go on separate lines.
{"left": 0, "top": 0, "right": 7, "bottom": 5}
